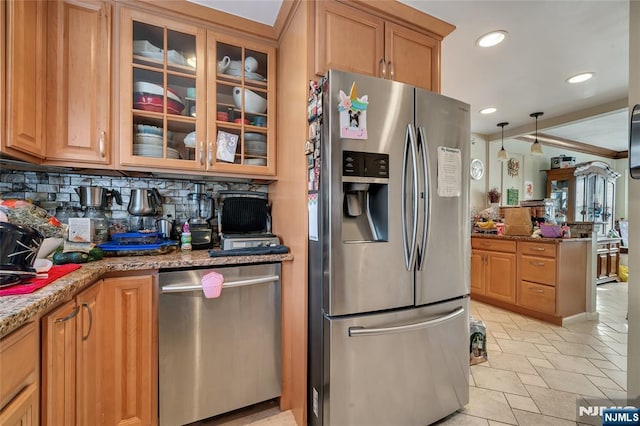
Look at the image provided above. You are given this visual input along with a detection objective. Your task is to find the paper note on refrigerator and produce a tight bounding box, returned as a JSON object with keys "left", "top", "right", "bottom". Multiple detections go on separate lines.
{"left": 437, "top": 146, "right": 461, "bottom": 197}
{"left": 308, "top": 193, "right": 319, "bottom": 241}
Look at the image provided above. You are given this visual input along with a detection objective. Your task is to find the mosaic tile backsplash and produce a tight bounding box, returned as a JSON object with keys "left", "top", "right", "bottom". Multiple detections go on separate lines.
{"left": 0, "top": 170, "right": 266, "bottom": 229}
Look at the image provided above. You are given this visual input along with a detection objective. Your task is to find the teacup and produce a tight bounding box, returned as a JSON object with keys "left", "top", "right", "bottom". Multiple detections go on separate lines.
{"left": 217, "top": 56, "right": 230, "bottom": 74}
{"left": 228, "top": 60, "right": 243, "bottom": 71}
{"left": 244, "top": 56, "right": 258, "bottom": 73}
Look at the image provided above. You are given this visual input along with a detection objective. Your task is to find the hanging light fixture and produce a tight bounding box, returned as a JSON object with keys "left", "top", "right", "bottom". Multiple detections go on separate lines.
{"left": 530, "top": 112, "right": 544, "bottom": 155}
{"left": 497, "top": 122, "right": 509, "bottom": 162}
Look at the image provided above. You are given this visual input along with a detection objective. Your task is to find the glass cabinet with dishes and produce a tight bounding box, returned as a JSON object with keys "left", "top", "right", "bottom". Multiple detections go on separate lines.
{"left": 118, "top": 9, "right": 276, "bottom": 176}
{"left": 207, "top": 34, "right": 276, "bottom": 175}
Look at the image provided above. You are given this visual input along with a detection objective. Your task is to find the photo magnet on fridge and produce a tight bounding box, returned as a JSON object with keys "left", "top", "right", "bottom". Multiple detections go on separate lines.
{"left": 338, "top": 82, "right": 368, "bottom": 139}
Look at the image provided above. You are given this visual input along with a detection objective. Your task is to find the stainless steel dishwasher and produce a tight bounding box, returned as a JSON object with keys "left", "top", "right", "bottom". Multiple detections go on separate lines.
{"left": 158, "top": 263, "right": 281, "bottom": 426}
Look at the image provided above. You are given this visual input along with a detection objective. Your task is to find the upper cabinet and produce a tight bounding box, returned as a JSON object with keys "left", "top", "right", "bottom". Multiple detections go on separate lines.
{"left": 3, "top": 0, "right": 47, "bottom": 160}
{"left": 118, "top": 8, "right": 276, "bottom": 177}
{"left": 315, "top": 0, "right": 448, "bottom": 91}
{"left": 46, "top": 0, "right": 111, "bottom": 166}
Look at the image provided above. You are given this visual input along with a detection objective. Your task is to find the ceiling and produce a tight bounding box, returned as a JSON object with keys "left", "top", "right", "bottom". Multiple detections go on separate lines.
{"left": 188, "top": 0, "right": 631, "bottom": 153}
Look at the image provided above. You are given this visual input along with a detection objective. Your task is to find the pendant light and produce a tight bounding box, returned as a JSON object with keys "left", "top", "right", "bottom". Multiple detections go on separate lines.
{"left": 530, "top": 112, "right": 544, "bottom": 155}
{"left": 497, "top": 122, "right": 509, "bottom": 162}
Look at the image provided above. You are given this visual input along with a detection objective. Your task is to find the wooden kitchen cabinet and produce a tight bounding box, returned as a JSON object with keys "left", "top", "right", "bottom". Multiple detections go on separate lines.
{"left": 315, "top": 0, "right": 449, "bottom": 91}
{"left": 596, "top": 238, "right": 620, "bottom": 284}
{"left": 41, "top": 281, "right": 102, "bottom": 426}
{"left": 0, "top": 322, "right": 39, "bottom": 426}
{"left": 3, "top": 0, "right": 47, "bottom": 160}
{"left": 45, "top": 0, "right": 112, "bottom": 166}
{"left": 118, "top": 7, "right": 276, "bottom": 177}
{"left": 102, "top": 274, "right": 156, "bottom": 426}
{"left": 471, "top": 238, "right": 517, "bottom": 304}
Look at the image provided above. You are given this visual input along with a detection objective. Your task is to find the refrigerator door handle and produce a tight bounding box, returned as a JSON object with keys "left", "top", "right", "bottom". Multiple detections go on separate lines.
{"left": 402, "top": 124, "right": 419, "bottom": 270}
{"left": 416, "top": 126, "right": 429, "bottom": 270}
{"left": 348, "top": 306, "right": 465, "bottom": 337}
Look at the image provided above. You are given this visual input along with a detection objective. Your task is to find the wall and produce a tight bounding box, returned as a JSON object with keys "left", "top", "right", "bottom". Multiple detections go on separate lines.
{"left": 627, "top": 0, "right": 639, "bottom": 401}
{"left": 0, "top": 170, "right": 265, "bottom": 231}
{"left": 469, "top": 132, "right": 488, "bottom": 213}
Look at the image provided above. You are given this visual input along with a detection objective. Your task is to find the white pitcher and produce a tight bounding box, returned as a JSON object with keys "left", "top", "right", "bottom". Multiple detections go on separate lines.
{"left": 217, "top": 56, "right": 231, "bottom": 74}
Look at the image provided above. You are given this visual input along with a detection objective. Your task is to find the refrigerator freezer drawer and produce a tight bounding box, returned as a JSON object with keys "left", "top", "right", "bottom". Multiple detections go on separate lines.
{"left": 323, "top": 297, "right": 469, "bottom": 426}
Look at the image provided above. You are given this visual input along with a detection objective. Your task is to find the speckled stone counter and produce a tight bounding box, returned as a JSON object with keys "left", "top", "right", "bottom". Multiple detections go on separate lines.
{"left": 471, "top": 233, "right": 591, "bottom": 243}
{"left": 0, "top": 250, "right": 293, "bottom": 337}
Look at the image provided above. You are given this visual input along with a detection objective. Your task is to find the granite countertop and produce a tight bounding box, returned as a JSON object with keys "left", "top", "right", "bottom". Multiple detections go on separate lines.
{"left": 0, "top": 250, "right": 293, "bottom": 338}
{"left": 471, "top": 233, "right": 592, "bottom": 243}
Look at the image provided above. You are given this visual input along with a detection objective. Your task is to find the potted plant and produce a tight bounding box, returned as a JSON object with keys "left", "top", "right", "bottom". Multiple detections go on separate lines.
{"left": 487, "top": 187, "right": 501, "bottom": 204}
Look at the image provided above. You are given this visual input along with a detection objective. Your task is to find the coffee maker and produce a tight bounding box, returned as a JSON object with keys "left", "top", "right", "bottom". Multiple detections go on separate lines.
{"left": 187, "top": 183, "right": 214, "bottom": 249}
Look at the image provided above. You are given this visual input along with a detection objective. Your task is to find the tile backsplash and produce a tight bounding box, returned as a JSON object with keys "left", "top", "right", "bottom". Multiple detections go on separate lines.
{"left": 0, "top": 170, "right": 267, "bottom": 227}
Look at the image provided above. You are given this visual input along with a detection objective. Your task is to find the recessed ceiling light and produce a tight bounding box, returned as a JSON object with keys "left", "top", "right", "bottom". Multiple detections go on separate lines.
{"left": 480, "top": 107, "right": 497, "bottom": 115}
{"left": 476, "top": 30, "right": 508, "bottom": 48}
{"left": 567, "top": 72, "right": 594, "bottom": 84}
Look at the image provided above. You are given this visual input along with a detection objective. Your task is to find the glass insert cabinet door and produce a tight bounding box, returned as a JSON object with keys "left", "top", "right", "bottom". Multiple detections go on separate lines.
{"left": 120, "top": 9, "right": 206, "bottom": 170}
{"left": 574, "top": 161, "right": 620, "bottom": 235}
{"left": 207, "top": 35, "right": 276, "bottom": 174}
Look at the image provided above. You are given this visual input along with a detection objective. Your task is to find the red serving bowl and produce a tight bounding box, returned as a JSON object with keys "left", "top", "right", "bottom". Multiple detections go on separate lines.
{"left": 134, "top": 93, "right": 184, "bottom": 115}
{"left": 234, "top": 118, "right": 249, "bottom": 125}
{"left": 217, "top": 112, "right": 229, "bottom": 121}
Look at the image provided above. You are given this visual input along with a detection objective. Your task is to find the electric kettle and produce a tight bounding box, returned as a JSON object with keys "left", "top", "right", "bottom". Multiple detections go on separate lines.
{"left": 128, "top": 188, "right": 162, "bottom": 216}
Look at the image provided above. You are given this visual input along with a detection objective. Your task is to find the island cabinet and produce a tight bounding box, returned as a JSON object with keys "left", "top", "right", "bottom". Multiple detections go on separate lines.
{"left": 0, "top": 322, "right": 39, "bottom": 426}
{"left": 315, "top": 0, "right": 453, "bottom": 91}
{"left": 2, "top": 0, "right": 47, "bottom": 161}
{"left": 471, "top": 238, "right": 517, "bottom": 303}
{"left": 41, "top": 280, "right": 103, "bottom": 426}
{"left": 45, "top": 0, "right": 112, "bottom": 167}
{"left": 471, "top": 235, "right": 589, "bottom": 325}
{"left": 118, "top": 6, "right": 276, "bottom": 177}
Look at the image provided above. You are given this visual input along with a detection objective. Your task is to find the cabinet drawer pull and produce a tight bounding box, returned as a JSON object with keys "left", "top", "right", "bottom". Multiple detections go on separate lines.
{"left": 199, "top": 141, "right": 204, "bottom": 166}
{"left": 388, "top": 61, "right": 394, "bottom": 79}
{"left": 380, "top": 58, "right": 386, "bottom": 78}
{"left": 529, "top": 261, "right": 546, "bottom": 267}
{"left": 530, "top": 247, "right": 546, "bottom": 251}
{"left": 81, "top": 303, "right": 93, "bottom": 340}
{"left": 55, "top": 306, "right": 80, "bottom": 323}
{"left": 529, "top": 288, "right": 544, "bottom": 294}
{"left": 99, "top": 130, "right": 106, "bottom": 158}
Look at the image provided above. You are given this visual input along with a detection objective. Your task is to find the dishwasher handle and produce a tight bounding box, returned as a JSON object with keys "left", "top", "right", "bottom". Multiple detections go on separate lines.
{"left": 348, "top": 307, "right": 464, "bottom": 337}
{"left": 161, "top": 274, "right": 280, "bottom": 293}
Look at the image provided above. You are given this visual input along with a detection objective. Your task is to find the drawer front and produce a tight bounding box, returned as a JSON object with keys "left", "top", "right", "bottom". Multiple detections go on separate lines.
{"left": 0, "top": 323, "right": 37, "bottom": 409}
{"left": 520, "top": 255, "right": 557, "bottom": 285}
{"left": 471, "top": 238, "right": 517, "bottom": 253}
{"left": 519, "top": 281, "right": 556, "bottom": 314}
{"left": 519, "top": 241, "right": 557, "bottom": 258}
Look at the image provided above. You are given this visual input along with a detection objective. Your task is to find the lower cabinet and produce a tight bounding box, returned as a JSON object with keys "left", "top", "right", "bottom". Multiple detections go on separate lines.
{"left": 596, "top": 238, "right": 620, "bottom": 284}
{"left": 41, "top": 280, "right": 103, "bottom": 426}
{"left": 471, "top": 238, "right": 517, "bottom": 303}
{"left": 0, "top": 322, "right": 39, "bottom": 426}
{"left": 102, "top": 274, "right": 156, "bottom": 426}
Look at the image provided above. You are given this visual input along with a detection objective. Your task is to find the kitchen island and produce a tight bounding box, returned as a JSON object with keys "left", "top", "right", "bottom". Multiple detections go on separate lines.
{"left": 471, "top": 234, "right": 590, "bottom": 325}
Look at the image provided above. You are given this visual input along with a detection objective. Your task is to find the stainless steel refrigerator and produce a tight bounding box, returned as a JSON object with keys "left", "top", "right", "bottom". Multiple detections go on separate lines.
{"left": 308, "top": 70, "right": 470, "bottom": 426}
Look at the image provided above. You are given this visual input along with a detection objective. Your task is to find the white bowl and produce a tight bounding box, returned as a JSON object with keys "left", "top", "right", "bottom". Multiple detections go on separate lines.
{"left": 233, "top": 87, "right": 267, "bottom": 114}
{"left": 37, "top": 237, "right": 63, "bottom": 259}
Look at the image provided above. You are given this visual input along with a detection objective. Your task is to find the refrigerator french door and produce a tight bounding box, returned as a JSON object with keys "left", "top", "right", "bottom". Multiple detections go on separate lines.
{"left": 308, "top": 70, "right": 470, "bottom": 426}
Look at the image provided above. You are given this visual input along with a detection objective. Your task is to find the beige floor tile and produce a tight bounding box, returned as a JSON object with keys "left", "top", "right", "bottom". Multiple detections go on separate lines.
{"left": 248, "top": 411, "right": 297, "bottom": 426}
{"left": 483, "top": 320, "right": 507, "bottom": 334}
{"left": 485, "top": 351, "right": 537, "bottom": 374}
{"left": 527, "top": 357, "right": 554, "bottom": 369}
{"left": 602, "top": 368, "right": 627, "bottom": 390}
{"left": 592, "top": 344, "right": 621, "bottom": 355}
{"left": 491, "top": 331, "right": 512, "bottom": 340}
{"left": 504, "top": 394, "right": 539, "bottom": 413}
{"left": 603, "top": 340, "right": 627, "bottom": 355}
{"left": 460, "top": 387, "right": 518, "bottom": 425}
{"left": 504, "top": 329, "right": 550, "bottom": 344}
{"left": 512, "top": 409, "right": 577, "bottom": 426}
{"left": 469, "top": 373, "right": 476, "bottom": 387}
{"left": 542, "top": 352, "right": 606, "bottom": 377}
{"left": 517, "top": 372, "right": 548, "bottom": 388}
{"left": 589, "top": 358, "right": 620, "bottom": 371}
{"left": 535, "top": 367, "right": 606, "bottom": 397}
{"left": 554, "top": 330, "right": 606, "bottom": 346}
{"left": 487, "top": 422, "right": 514, "bottom": 426}
{"left": 599, "top": 386, "right": 628, "bottom": 401}
{"left": 478, "top": 311, "right": 517, "bottom": 325}
{"left": 540, "top": 332, "right": 565, "bottom": 342}
{"left": 496, "top": 339, "right": 546, "bottom": 359}
{"left": 586, "top": 374, "right": 623, "bottom": 390}
{"left": 602, "top": 353, "right": 628, "bottom": 371}
{"left": 471, "top": 365, "right": 529, "bottom": 396}
{"left": 535, "top": 343, "right": 560, "bottom": 354}
{"left": 487, "top": 342, "right": 502, "bottom": 353}
{"left": 550, "top": 340, "right": 606, "bottom": 359}
{"left": 433, "top": 412, "right": 490, "bottom": 425}
{"left": 525, "top": 385, "right": 580, "bottom": 421}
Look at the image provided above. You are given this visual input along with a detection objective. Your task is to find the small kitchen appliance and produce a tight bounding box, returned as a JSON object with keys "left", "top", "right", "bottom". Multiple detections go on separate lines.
{"left": 76, "top": 186, "right": 122, "bottom": 243}
{"left": 187, "top": 183, "right": 214, "bottom": 249}
{"left": 217, "top": 190, "right": 279, "bottom": 250}
{"left": 128, "top": 188, "right": 162, "bottom": 231}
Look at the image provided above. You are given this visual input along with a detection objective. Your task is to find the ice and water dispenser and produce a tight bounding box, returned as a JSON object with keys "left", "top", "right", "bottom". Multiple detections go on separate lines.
{"left": 342, "top": 150, "right": 389, "bottom": 242}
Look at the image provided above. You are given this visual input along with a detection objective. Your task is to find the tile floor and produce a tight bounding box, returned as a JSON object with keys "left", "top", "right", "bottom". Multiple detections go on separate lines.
{"left": 198, "top": 281, "right": 629, "bottom": 426}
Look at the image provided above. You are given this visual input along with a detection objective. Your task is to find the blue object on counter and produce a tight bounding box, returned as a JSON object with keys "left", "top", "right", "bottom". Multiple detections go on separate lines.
{"left": 208, "top": 245, "right": 289, "bottom": 257}
{"left": 98, "top": 240, "right": 177, "bottom": 252}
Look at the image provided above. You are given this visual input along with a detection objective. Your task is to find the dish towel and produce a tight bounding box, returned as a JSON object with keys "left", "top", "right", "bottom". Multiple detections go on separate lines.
{"left": 0, "top": 264, "right": 82, "bottom": 296}
{"left": 202, "top": 271, "right": 224, "bottom": 299}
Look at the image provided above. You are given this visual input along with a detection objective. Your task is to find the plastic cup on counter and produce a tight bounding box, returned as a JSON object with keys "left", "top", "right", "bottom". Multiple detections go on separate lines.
{"left": 496, "top": 223, "right": 505, "bottom": 236}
